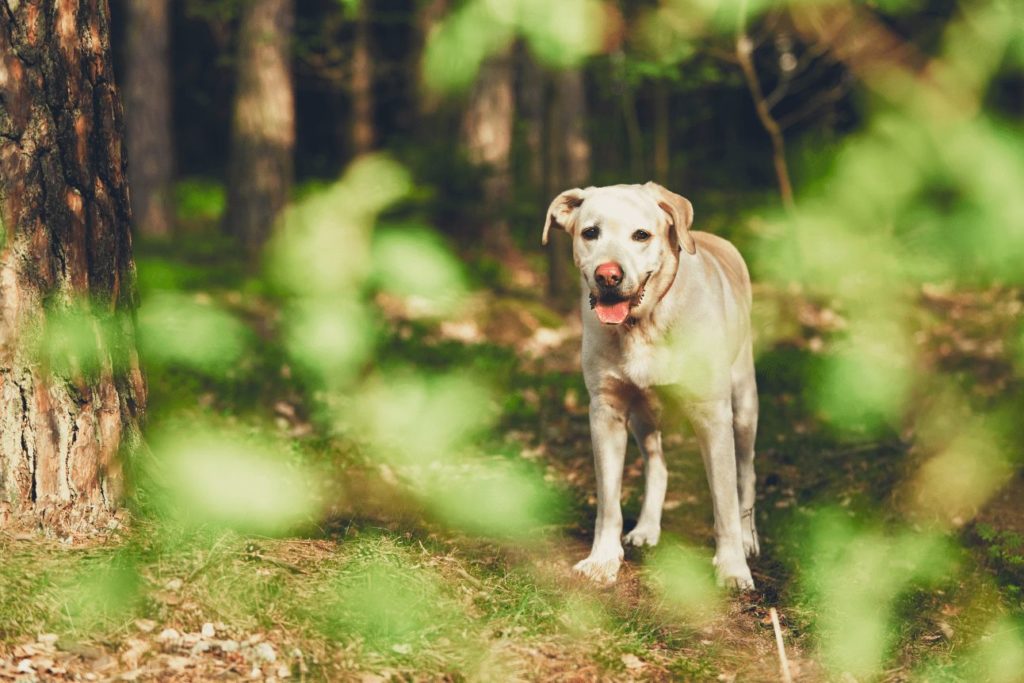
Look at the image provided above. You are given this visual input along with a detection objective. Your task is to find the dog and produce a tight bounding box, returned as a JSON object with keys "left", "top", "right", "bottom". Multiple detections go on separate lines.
{"left": 542, "top": 182, "right": 759, "bottom": 589}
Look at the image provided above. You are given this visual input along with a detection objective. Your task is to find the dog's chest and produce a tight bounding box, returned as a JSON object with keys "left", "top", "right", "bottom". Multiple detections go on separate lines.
{"left": 616, "top": 325, "right": 724, "bottom": 398}
{"left": 619, "top": 332, "right": 684, "bottom": 388}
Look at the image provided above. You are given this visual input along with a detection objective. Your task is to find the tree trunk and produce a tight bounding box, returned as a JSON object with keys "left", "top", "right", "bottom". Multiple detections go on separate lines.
{"left": 517, "top": 47, "right": 546, "bottom": 198}
{"left": 350, "top": 0, "right": 375, "bottom": 156}
{"left": 546, "top": 68, "right": 590, "bottom": 303}
{"left": 223, "top": 0, "right": 295, "bottom": 257}
{"left": 125, "top": 0, "right": 174, "bottom": 238}
{"left": 462, "top": 51, "right": 515, "bottom": 253}
{"left": 0, "top": 0, "right": 147, "bottom": 529}
{"left": 613, "top": 52, "right": 644, "bottom": 180}
{"left": 653, "top": 80, "right": 670, "bottom": 185}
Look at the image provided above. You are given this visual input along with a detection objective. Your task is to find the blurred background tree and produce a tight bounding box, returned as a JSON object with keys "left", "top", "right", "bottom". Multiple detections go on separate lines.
{"left": 124, "top": 0, "right": 175, "bottom": 238}
{"left": 223, "top": 0, "right": 296, "bottom": 258}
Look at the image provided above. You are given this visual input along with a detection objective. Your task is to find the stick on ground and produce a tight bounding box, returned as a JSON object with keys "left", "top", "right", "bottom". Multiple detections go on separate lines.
{"left": 770, "top": 607, "right": 794, "bottom": 683}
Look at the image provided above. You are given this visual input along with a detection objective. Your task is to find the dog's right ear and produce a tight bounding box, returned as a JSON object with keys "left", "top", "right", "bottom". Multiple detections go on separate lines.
{"left": 542, "top": 188, "right": 587, "bottom": 246}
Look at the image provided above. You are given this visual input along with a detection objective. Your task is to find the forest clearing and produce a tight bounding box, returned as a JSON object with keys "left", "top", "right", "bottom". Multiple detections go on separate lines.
{"left": 1, "top": 0, "right": 1023, "bottom": 680}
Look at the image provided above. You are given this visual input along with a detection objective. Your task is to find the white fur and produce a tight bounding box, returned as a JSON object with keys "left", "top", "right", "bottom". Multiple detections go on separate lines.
{"left": 545, "top": 183, "right": 760, "bottom": 590}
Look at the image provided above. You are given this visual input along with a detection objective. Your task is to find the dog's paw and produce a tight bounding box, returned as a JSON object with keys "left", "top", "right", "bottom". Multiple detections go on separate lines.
{"left": 713, "top": 554, "right": 755, "bottom": 591}
{"left": 623, "top": 524, "right": 661, "bottom": 548}
{"left": 572, "top": 553, "right": 623, "bottom": 586}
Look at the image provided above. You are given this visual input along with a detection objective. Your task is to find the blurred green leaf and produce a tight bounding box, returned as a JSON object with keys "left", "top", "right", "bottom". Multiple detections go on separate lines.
{"left": 149, "top": 425, "right": 319, "bottom": 535}
{"left": 138, "top": 292, "right": 249, "bottom": 375}
{"left": 373, "top": 225, "right": 468, "bottom": 316}
{"left": 645, "top": 543, "right": 722, "bottom": 622}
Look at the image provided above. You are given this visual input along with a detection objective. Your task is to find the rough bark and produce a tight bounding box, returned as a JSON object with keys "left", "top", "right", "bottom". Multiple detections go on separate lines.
{"left": 125, "top": 0, "right": 174, "bottom": 238}
{"left": 546, "top": 68, "right": 590, "bottom": 303}
{"left": 223, "top": 0, "right": 295, "bottom": 257}
{"left": 0, "top": 0, "right": 146, "bottom": 529}
{"left": 350, "top": 0, "right": 375, "bottom": 156}
{"left": 462, "top": 51, "right": 515, "bottom": 253}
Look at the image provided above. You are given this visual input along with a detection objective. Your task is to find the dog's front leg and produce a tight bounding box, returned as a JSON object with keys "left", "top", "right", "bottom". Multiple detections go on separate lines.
{"left": 685, "top": 398, "right": 755, "bottom": 591}
{"left": 573, "top": 397, "right": 629, "bottom": 585}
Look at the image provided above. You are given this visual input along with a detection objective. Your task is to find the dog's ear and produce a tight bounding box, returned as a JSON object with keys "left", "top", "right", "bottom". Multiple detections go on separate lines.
{"left": 643, "top": 182, "right": 696, "bottom": 255}
{"left": 542, "top": 188, "right": 587, "bottom": 246}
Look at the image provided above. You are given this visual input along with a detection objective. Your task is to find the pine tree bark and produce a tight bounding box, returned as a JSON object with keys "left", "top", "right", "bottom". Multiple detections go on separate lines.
{"left": 125, "top": 0, "right": 174, "bottom": 238}
{"left": 223, "top": 0, "right": 295, "bottom": 257}
{"left": 462, "top": 51, "right": 515, "bottom": 253}
{"left": 350, "top": 0, "right": 375, "bottom": 156}
{"left": 0, "top": 0, "right": 146, "bottom": 529}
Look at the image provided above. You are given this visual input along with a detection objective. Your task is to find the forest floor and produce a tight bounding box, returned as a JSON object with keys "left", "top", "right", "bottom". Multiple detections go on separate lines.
{"left": 1, "top": 236, "right": 1023, "bottom": 682}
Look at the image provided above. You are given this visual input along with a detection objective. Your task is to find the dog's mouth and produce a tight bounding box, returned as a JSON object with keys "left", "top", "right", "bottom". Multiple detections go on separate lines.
{"left": 589, "top": 273, "right": 652, "bottom": 325}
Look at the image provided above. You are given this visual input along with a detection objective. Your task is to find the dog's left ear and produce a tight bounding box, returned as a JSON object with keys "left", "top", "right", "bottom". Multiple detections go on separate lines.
{"left": 542, "top": 188, "right": 587, "bottom": 246}
{"left": 643, "top": 182, "right": 696, "bottom": 255}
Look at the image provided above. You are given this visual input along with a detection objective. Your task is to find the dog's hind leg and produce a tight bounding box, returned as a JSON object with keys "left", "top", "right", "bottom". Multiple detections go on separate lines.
{"left": 731, "top": 344, "right": 760, "bottom": 558}
{"left": 624, "top": 405, "right": 666, "bottom": 548}
{"left": 686, "top": 398, "right": 754, "bottom": 590}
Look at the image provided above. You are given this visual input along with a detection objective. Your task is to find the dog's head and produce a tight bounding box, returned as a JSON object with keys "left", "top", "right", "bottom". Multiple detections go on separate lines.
{"left": 542, "top": 183, "right": 696, "bottom": 325}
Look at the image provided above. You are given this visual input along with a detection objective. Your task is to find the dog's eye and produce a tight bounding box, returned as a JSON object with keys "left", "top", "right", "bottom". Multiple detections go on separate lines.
{"left": 581, "top": 227, "right": 601, "bottom": 241}
{"left": 632, "top": 229, "right": 651, "bottom": 242}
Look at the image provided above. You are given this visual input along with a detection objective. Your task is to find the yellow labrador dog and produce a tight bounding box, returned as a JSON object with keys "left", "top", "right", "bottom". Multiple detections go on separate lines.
{"left": 542, "top": 182, "right": 759, "bottom": 589}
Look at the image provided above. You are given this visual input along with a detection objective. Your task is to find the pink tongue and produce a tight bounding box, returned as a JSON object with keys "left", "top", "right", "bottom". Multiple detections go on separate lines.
{"left": 595, "top": 300, "right": 631, "bottom": 325}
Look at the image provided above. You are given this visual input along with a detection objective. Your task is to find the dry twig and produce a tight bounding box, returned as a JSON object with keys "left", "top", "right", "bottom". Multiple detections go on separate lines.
{"left": 770, "top": 607, "right": 794, "bottom": 683}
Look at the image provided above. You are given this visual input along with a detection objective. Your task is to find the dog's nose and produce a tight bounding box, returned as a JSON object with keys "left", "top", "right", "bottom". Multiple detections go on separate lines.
{"left": 594, "top": 262, "right": 623, "bottom": 289}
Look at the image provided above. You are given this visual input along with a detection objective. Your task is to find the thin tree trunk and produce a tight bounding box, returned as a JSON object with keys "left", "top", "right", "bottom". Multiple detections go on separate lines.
{"left": 518, "top": 46, "right": 546, "bottom": 197}
{"left": 351, "top": 0, "right": 375, "bottom": 155}
{"left": 462, "top": 51, "right": 515, "bottom": 253}
{"left": 125, "top": 0, "right": 174, "bottom": 239}
{"left": 0, "top": 0, "right": 146, "bottom": 529}
{"left": 653, "top": 80, "right": 670, "bottom": 184}
{"left": 547, "top": 68, "right": 591, "bottom": 303}
{"left": 736, "top": 3, "right": 794, "bottom": 211}
{"left": 612, "top": 51, "right": 644, "bottom": 180}
{"left": 224, "top": 0, "right": 295, "bottom": 257}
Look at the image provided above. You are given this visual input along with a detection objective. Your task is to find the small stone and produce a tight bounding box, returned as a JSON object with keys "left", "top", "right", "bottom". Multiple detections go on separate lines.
{"left": 37, "top": 633, "right": 59, "bottom": 646}
{"left": 166, "top": 655, "right": 190, "bottom": 672}
{"left": 134, "top": 619, "right": 157, "bottom": 633}
{"left": 277, "top": 664, "right": 292, "bottom": 678}
{"left": 391, "top": 643, "right": 411, "bottom": 655}
{"left": 16, "top": 659, "right": 33, "bottom": 673}
{"left": 621, "top": 653, "right": 643, "bottom": 670}
{"left": 201, "top": 622, "right": 216, "bottom": 638}
{"left": 164, "top": 578, "right": 183, "bottom": 591}
{"left": 253, "top": 642, "right": 277, "bottom": 663}
{"left": 219, "top": 640, "right": 240, "bottom": 653}
{"left": 156, "top": 628, "right": 181, "bottom": 644}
